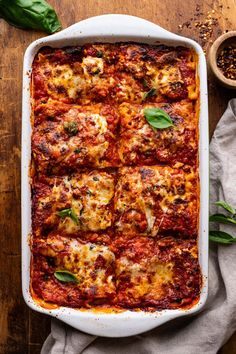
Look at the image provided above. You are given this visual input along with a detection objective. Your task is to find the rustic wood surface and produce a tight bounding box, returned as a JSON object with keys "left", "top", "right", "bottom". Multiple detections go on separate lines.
{"left": 0, "top": 0, "right": 235, "bottom": 353}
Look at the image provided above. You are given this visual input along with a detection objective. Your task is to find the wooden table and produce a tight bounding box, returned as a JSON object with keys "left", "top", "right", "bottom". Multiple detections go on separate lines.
{"left": 0, "top": 0, "right": 235, "bottom": 353}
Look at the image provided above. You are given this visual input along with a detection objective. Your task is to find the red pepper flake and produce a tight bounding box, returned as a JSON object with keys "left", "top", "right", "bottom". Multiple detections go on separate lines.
{"left": 217, "top": 46, "right": 236, "bottom": 80}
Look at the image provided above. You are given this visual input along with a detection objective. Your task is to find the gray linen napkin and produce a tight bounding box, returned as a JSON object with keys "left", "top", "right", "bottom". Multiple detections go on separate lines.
{"left": 41, "top": 99, "right": 236, "bottom": 354}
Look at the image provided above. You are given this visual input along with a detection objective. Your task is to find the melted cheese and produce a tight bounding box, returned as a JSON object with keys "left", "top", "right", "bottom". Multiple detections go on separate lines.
{"left": 188, "top": 85, "right": 198, "bottom": 100}
{"left": 51, "top": 65, "right": 84, "bottom": 99}
{"left": 92, "top": 113, "right": 108, "bottom": 134}
{"left": 77, "top": 172, "right": 114, "bottom": 231}
{"left": 155, "top": 65, "right": 183, "bottom": 95}
{"left": 60, "top": 241, "right": 115, "bottom": 292}
{"left": 117, "top": 256, "right": 174, "bottom": 300}
{"left": 82, "top": 57, "right": 104, "bottom": 76}
{"left": 145, "top": 207, "right": 156, "bottom": 232}
{"left": 40, "top": 237, "right": 115, "bottom": 294}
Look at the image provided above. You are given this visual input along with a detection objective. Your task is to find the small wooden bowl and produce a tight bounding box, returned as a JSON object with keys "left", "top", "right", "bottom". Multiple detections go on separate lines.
{"left": 209, "top": 31, "right": 236, "bottom": 89}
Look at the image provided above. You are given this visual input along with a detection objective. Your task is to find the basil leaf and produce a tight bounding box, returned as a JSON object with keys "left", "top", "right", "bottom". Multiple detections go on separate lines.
{"left": 64, "top": 121, "right": 78, "bottom": 135}
{"left": 144, "top": 108, "right": 174, "bottom": 129}
{"left": 209, "top": 213, "right": 236, "bottom": 225}
{"left": 74, "top": 148, "right": 81, "bottom": 154}
{"left": 0, "top": 0, "right": 61, "bottom": 34}
{"left": 57, "top": 208, "right": 79, "bottom": 225}
{"left": 215, "top": 200, "right": 236, "bottom": 215}
{"left": 209, "top": 230, "right": 236, "bottom": 244}
{"left": 54, "top": 271, "right": 78, "bottom": 283}
{"left": 143, "top": 88, "right": 157, "bottom": 100}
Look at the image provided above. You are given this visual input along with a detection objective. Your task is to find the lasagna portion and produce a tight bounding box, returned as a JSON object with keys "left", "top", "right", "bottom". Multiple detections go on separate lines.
{"left": 114, "top": 165, "right": 198, "bottom": 237}
{"left": 118, "top": 100, "right": 198, "bottom": 165}
{"left": 32, "top": 171, "right": 115, "bottom": 237}
{"left": 32, "top": 100, "right": 120, "bottom": 173}
{"left": 30, "top": 43, "right": 201, "bottom": 311}
{"left": 31, "top": 235, "right": 116, "bottom": 307}
{"left": 115, "top": 236, "right": 200, "bottom": 309}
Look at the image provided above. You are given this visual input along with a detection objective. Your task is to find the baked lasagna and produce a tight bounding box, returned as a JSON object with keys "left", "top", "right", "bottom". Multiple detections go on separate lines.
{"left": 30, "top": 43, "right": 201, "bottom": 311}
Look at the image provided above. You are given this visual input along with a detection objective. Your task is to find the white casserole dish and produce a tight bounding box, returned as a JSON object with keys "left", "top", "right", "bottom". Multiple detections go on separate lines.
{"left": 21, "top": 14, "right": 209, "bottom": 337}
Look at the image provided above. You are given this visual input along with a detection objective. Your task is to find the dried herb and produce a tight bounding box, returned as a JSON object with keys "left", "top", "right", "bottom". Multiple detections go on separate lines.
{"left": 217, "top": 46, "right": 236, "bottom": 80}
{"left": 96, "top": 50, "right": 103, "bottom": 58}
{"left": 143, "top": 88, "right": 157, "bottom": 100}
{"left": 64, "top": 121, "right": 78, "bottom": 135}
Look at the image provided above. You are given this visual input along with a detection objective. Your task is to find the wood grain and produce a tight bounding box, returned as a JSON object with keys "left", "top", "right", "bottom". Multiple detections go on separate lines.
{"left": 0, "top": 0, "right": 235, "bottom": 353}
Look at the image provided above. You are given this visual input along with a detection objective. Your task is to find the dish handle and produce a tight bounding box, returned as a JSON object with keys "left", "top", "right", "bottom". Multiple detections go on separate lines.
{"left": 48, "top": 14, "right": 182, "bottom": 41}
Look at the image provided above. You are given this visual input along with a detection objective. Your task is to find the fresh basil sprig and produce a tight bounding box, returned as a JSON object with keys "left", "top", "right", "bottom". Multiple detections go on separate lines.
{"left": 209, "top": 200, "right": 236, "bottom": 244}
{"left": 57, "top": 208, "right": 79, "bottom": 225}
{"left": 0, "top": 0, "right": 61, "bottom": 34}
{"left": 143, "top": 88, "right": 157, "bottom": 100}
{"left": 54, "top": 270, "right": 79, "bottom": 283}
{"left": 144, "top": 108, "right": 173, "bottom": 129}
{"left": 209, "top": 231, "right": 236, "bottom": 245}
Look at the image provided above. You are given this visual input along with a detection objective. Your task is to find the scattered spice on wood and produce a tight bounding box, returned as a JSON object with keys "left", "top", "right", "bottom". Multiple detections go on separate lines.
{"left": 177, "top": 8, "right": 219, "bottom": 52}
{"left": 217, "top": 46, "right": 236, "bottom": 80}
{"left": 194, "top": 11, "right": 218, "bottom": 45}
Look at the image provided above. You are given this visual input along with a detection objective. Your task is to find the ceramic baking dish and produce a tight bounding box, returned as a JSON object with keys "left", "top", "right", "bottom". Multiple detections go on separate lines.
{"left": 21, "top": 14, "right": 209, "bottom": 337}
